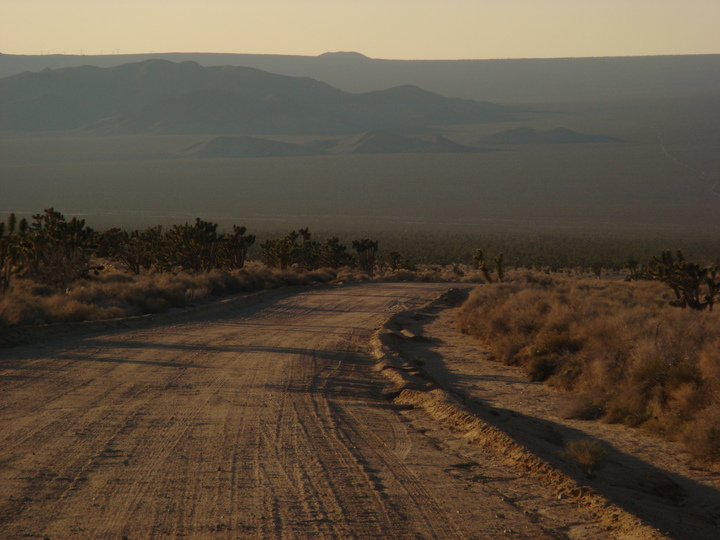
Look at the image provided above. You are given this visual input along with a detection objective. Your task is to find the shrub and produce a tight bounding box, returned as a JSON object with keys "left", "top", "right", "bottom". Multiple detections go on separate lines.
{"left": 457, "top": 271, "right": 720, "bottom": 461}
{"left": 561, "top": 438, "right": 608, "bottom": 475}
{"left": 557, "top": 397, "right": 605, "bottom": 420}
{"left": 0, "top": 265, "right": 337, "bottom": 328}
{"left": 525, "top": 349, "right": 558, "bottom": 381}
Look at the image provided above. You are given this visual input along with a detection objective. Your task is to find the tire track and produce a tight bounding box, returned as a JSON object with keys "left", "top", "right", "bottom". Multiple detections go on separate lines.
{"left": 1, "top": 282, "right": 604, "bottom": 539}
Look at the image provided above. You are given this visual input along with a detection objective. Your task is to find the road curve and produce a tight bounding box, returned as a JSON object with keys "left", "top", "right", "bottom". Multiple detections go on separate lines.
{"left": 1, "top": 283, "right": 592, "bottom": 539}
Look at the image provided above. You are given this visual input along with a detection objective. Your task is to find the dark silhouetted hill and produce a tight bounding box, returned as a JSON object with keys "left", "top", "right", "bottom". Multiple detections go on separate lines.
{"left": 2, "top": 52, "right": 717, "bottom": 103}
{"left": 0, "top": 60, "right": 528, "bottom": 134}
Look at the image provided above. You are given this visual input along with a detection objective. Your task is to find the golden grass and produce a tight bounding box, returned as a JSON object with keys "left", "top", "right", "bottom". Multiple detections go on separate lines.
{"left": 0, "top": 261, "right": 482, "bottom": 328}
{"left": 457, "top": 270, "right": 720, "bottom": 461}
{"left": 561, "top": 438, "right": 608, "bottom": 475}
{"left": 0, "top": 263, "right": 337, "bottom": 327}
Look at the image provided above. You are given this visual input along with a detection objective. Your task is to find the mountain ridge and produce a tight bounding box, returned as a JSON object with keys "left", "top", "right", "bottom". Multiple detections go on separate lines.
{"left": 0, "top": 59, "right": 532, "bottom": 135}
{"left": 2, "top": 52, "right": 717, "bottom": 104}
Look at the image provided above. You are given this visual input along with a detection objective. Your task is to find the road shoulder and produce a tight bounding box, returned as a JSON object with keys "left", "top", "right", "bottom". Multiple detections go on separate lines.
{"left": 373, "top": 289, "right": 720, "bottom": 540}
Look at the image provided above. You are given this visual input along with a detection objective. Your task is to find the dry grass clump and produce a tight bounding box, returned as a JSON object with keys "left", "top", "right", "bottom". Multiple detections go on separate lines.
{"left": 374, "top": 264, "right": 487, "bottom": 283}
{"left": 0, "top": 264, "right": 337, "bottom": 328}
{"left": 457, "top": 271, "right": 720, "bottom": 461}
{"left": 0, "top": 260, "right": 480, "bottom": 329}
{"left": 561, "top": 438, "right": 608, "bottom": 475}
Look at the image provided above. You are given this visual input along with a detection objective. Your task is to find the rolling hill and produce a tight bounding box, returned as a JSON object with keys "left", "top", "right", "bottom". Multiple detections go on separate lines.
{"left": 181, "top": 131, "right": 486, "bottom": 158}
{"left": 1, "top": 53, "right": 717, "bottom": 239}
{"left": 482, "top": 127, "right": 621, "bottom": 145}
{"left": 328, "top": 131, "right": 485, "bottom": 155}
{"left": 0, "top": 60, "right": 531, "bottom": 135}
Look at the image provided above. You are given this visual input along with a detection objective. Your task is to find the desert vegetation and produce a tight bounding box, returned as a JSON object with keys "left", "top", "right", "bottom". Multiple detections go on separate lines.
{"left": 0, "top": 211, "right": 336, "bottom": 326}
{"left": 3, "top": 207, "right": 720, "bottom": 464}
{"left": 1, "top": 209, "right": 496, "bottom": 328}
{"left": 457, "top": 269, "right": 720, "bottom": 461}
{"left": 560, "top": 438, "right": 608, "bottom": 477}
{"left": 628, "top": 250, "right": 720, "bottom": 311}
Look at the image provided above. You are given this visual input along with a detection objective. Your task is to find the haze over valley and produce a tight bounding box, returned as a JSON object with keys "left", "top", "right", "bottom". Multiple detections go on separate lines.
{"left": 1, "top": 52, "right": 719, "bottom": 240}
{"left": 3, "top": 5, "right": 720, "bottom": 539}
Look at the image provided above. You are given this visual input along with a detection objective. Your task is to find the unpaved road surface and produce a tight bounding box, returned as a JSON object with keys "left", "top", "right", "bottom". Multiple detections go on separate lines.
{"left": 0, "top": 283, "right": 668, "bottom": 538}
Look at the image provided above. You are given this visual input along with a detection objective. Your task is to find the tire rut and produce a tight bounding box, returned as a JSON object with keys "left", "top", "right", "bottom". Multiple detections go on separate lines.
{"left": 2, "top": 282, "right": 591, "bottom": 539}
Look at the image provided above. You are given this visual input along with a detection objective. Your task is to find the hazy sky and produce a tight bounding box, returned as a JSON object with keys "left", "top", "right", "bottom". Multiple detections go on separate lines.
{"left": 1, "top": 0, "right": 718, "bottom": 60}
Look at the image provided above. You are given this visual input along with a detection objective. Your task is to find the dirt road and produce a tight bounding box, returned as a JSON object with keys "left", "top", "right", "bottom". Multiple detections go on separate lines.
{"left": 0, "top": 283, "right": 659, "bottom": 538}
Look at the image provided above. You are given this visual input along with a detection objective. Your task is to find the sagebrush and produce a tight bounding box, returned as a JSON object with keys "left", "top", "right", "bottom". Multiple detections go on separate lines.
{"left": 457, "top": 271, "right": 720, "bottom": 461}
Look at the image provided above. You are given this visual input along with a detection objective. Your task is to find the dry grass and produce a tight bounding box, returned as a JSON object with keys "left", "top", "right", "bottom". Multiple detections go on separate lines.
{"left": 0, "top": 257, "right": 490, "bottom": 329}
{"left": 0, "top": 261, "right": 481, "bottom": 329}
{"left": 561, "top": 438, "right": 608, "bottom": 475}
{"left": 457, "top": 270, "right": 720, "bottom": 462}
{"left": 0, "top": 263, "right": 337, "bottom": 327}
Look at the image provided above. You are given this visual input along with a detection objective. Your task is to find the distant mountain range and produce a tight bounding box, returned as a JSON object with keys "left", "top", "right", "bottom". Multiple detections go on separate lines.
{"left": 0, "top": 60, "right": 532, "bottom": 135}
{"left": 181, "top": 131, "right": 487, "bottom": 158}
{"left": 1, "top": 52, "right": 718, "bottom": 104}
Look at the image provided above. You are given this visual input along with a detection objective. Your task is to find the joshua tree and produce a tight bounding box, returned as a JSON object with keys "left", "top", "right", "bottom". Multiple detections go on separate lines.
{"left": 319, "top": 237, "right": 352, "bottom": 269}
{"left": 646, "top": 250, "right": 719, "bottom": 311}
{"left": 473, "top": 249, "right": 505, "bottom": 283}
{"left": 352, "top": 238, "right": 379, "bottom": 274}
{"left": 98, "top": 226, "right": 171, "bottom": 275}
{"left": 295, "top": 228, "right": 322, "bottom": 270}
{"left": 494, "top": 253, "right": 505, "bottom": 283}
{"left": 0, "top": 213, "right": 27, "bottom": 292}
{"left": 167, "top": 218, "right": 221, "bottom": 273}
{"left": 261, "top": 231, "right": 301, "bottom": 270}
{"left": 219, "top": 225, "right": 255, "bottom": 270}
{"left": 387, "top": 251, "right": 402, "bottom": 271}
{"left": 473, "top": 249, "right": 493, "bottom": 282}
{"left": 24, "top": 208, "right": 98, "bottom": 287}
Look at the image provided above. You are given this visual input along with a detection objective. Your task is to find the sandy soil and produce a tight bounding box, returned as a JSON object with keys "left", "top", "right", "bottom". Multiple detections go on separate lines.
{"left": 1, "top": 282, "right": 714, "bottom": 539}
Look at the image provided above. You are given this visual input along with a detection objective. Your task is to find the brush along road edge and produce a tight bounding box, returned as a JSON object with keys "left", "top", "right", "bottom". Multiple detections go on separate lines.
{"left": 372, "top": 288, "right": 668, "bottom": 540}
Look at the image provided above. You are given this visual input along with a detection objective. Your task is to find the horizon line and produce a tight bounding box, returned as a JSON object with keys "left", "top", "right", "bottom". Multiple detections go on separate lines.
{"left": 2, "top": 50, "right": 719, "bottom": 63}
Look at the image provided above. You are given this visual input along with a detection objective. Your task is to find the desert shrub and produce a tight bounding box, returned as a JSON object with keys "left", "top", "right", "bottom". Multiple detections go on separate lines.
{"left": 525, "top": 349, "right": 559, "bottom": 381}
{"left": 0, "top": 264, "right": 341, "bottom": 328}
{"left": 681, "top": 406, "right": 720, "bottom": 461}
{"left": 557, "top": 396, "right": 605, "bottom": 420}
{"left": 307, "top": 268, "right": 338, "bottom": 283}
{"left": 375, "top": 268, "right": 418, "bottom": 282}
{"left": 457, "top": 271, "right": 720, "bottom": 461}
{"left": 334, "top": 267, "right": 367, "bottom": 282}
{"left": 0, "top": 293, "right": 47, "bottom": 326}
{"left": 561, "top": 438, "right": 608, "bottom": 475}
